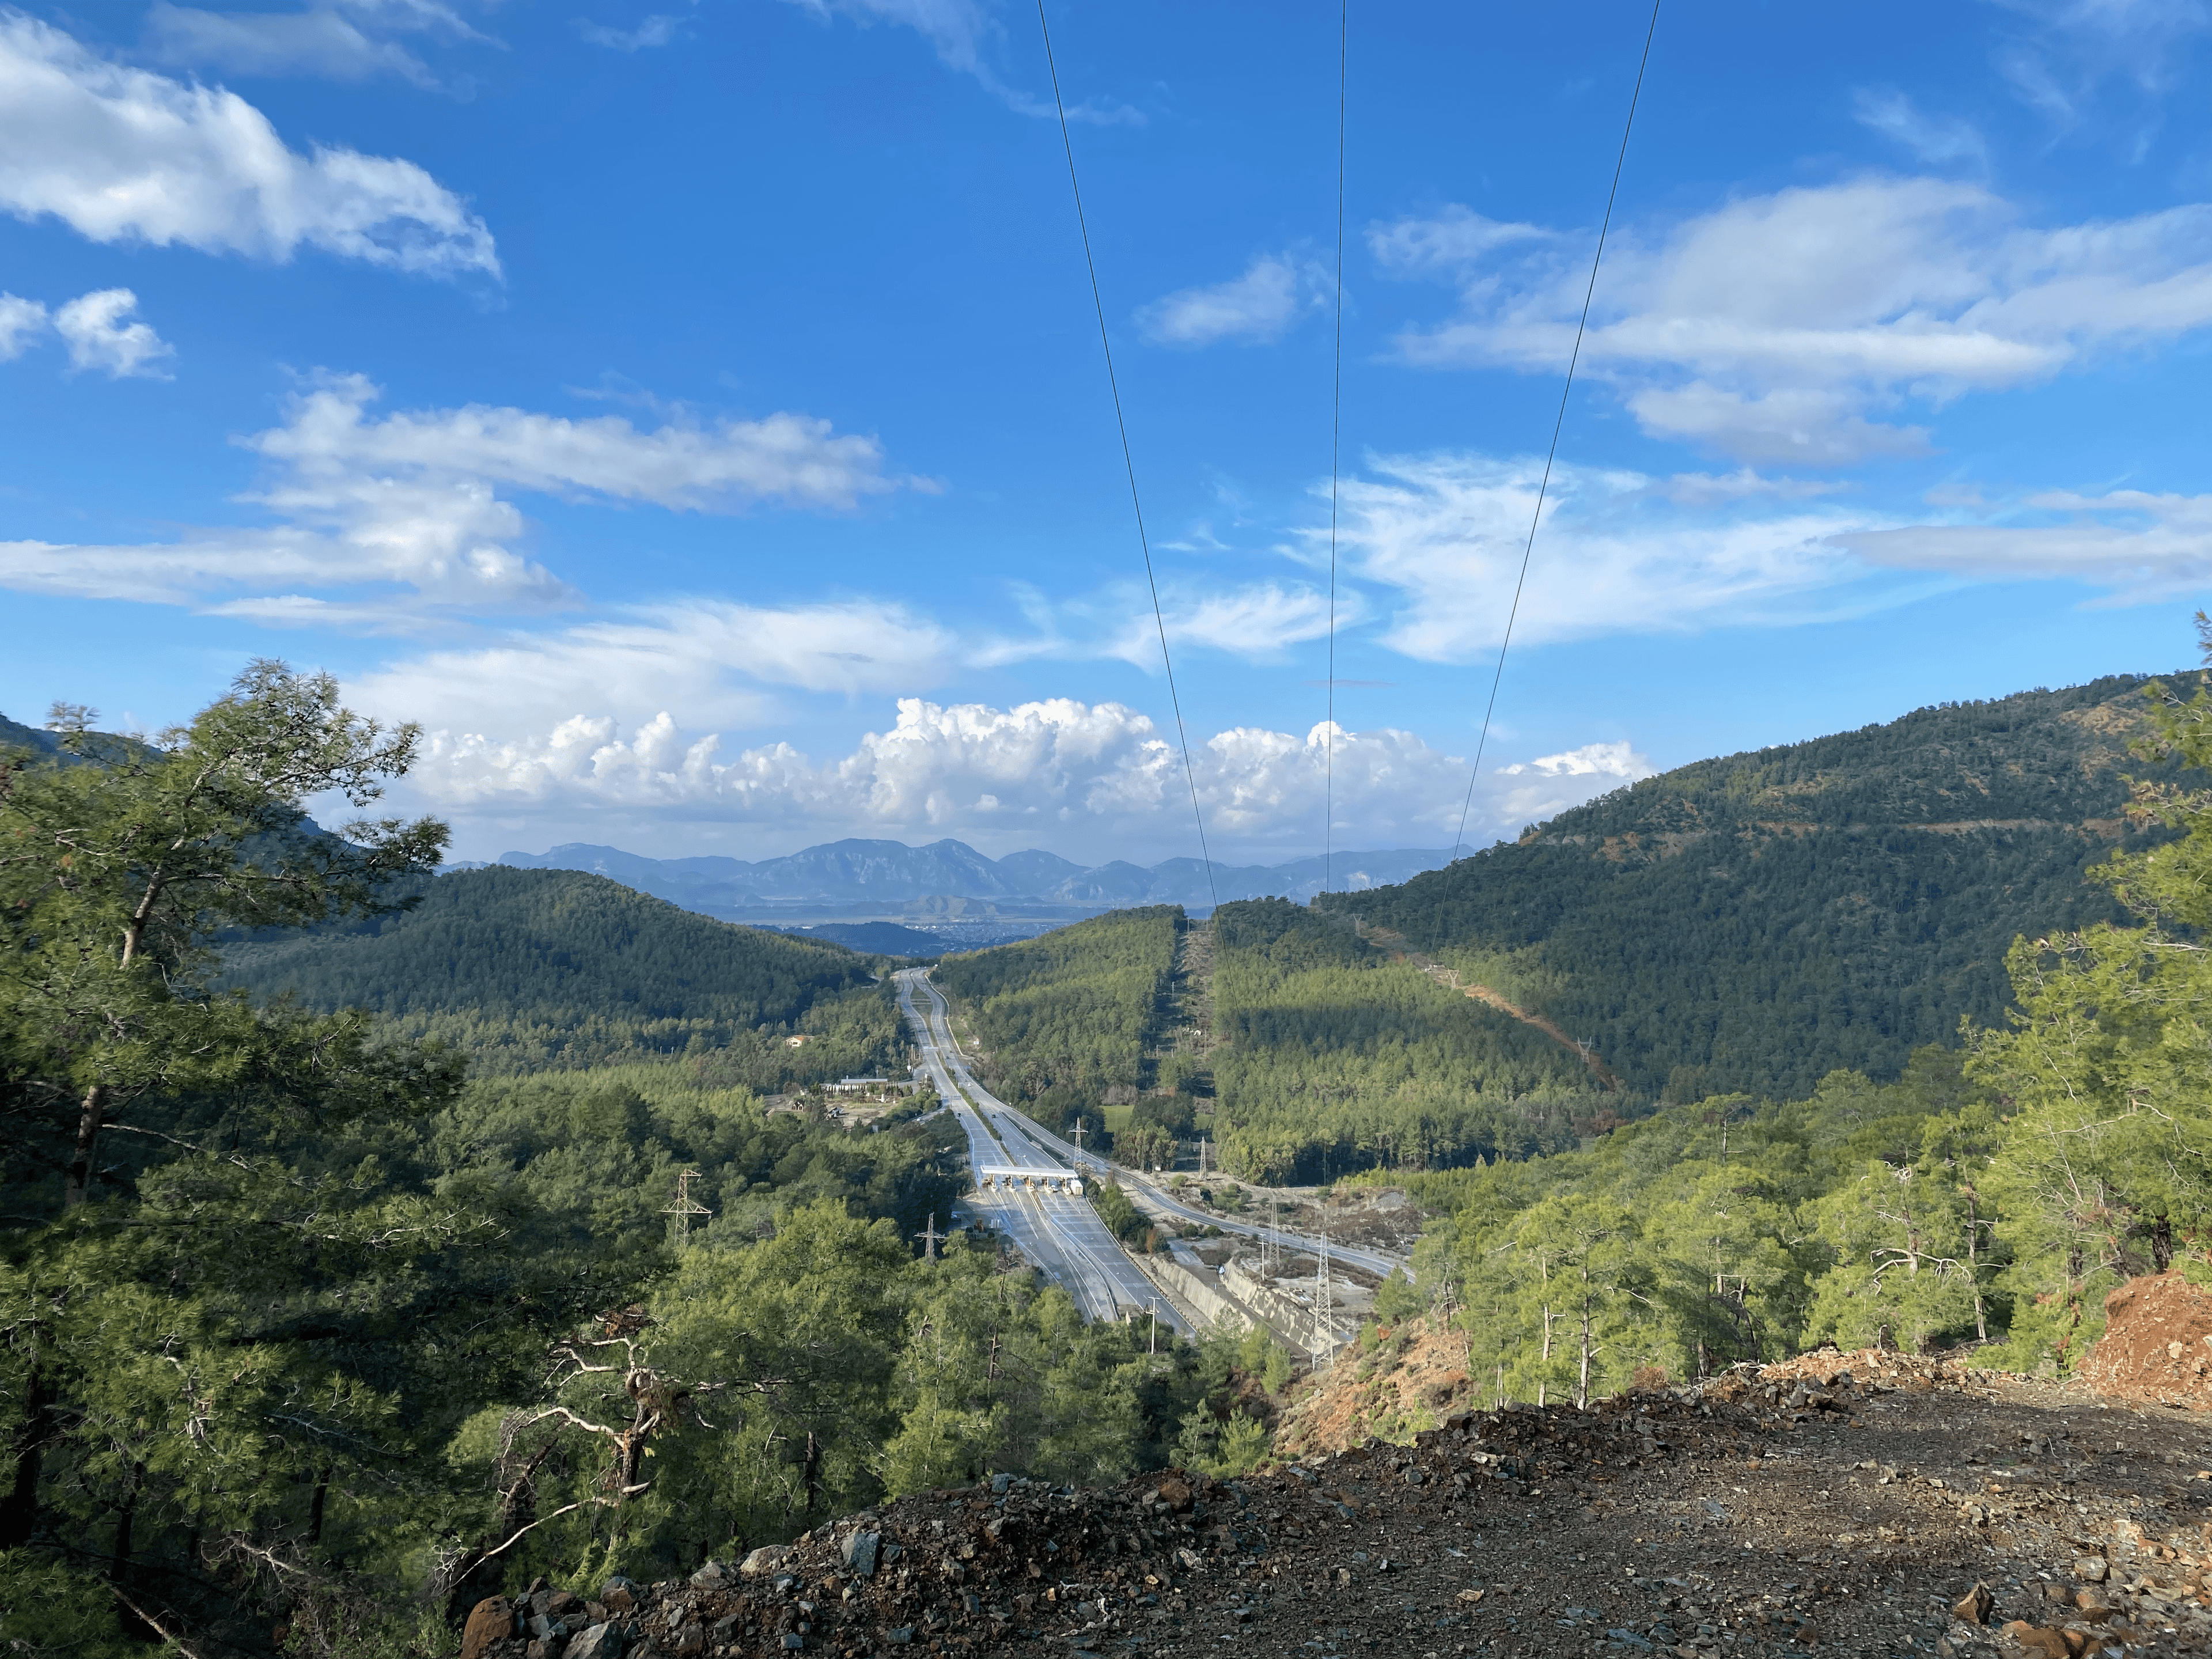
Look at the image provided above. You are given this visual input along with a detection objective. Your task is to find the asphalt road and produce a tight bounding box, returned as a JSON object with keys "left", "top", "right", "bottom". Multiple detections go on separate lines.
{"left": 893, "top": 970, "right": 1184, "bottom": 1334}
{"left": 982, "top": 1093, "right": 1411, "bottom": 1279}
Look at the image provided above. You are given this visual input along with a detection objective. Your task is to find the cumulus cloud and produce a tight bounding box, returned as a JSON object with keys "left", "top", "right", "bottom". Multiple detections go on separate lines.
{"left": 140, "top": 0, "right": 489, "bottom": 89}
{"left": 1835, "top": 487, "right": 2212, "bottom": 599}
{"left": 1137, "top": 253, "right": 1332, "bottom": 347}
{"left": 1376, "top": 176, "right": 2212, "bottom": 464}
{"left": 0, "top": 292, "right": 48, "bottom": 359}
{"left": 1329, "top": 450, "right": 1873, "bottom": 659}
{"left": 53, "top": 289, "right": 173, "bottom": 379}
{"left": 370, "top": 689, "right": 1631, "bottom": 853}
{"left": 0, "top": 374, "right": 909, "bottom": 620}
{"left": 0, "top": 12, "right": 498, "bottom": 276}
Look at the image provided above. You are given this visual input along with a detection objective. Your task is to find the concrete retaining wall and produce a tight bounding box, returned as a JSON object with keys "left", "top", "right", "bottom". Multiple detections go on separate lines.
{"left": 1133, "top": 1257, "right": 1251, "bottom": 1334}
{"left": 1222, "top": 1261, "right": 1349, "bottom": 1350}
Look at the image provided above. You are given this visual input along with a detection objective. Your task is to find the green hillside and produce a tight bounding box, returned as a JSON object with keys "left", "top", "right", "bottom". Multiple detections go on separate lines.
{"left": 1325, "top": 672, "right": 2195, "bottom": 1101}
{"left": 932, "top": 899, "right": 1604, "bottom": 1183}
{"left": 1210, "top": 898, "right": 1601, "bottom": 1183}
{"left": 223, "top": 864, "right": 907, "bottom": 1085}
{"left": 933, "top": 905, "right": 1181, "bottom": 1120}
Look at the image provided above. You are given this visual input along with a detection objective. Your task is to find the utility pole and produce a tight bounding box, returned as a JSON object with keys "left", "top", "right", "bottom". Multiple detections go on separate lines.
{"left": 1070, "top": 1120, "right": 1087, "bottom": 1165}
{"left": 1147, "top": 1300, "right": 1158, "bottom": 1355}
{"left": 1199, "top": 1137, "right": 1209, "bottom": 1176}
{"left": 915, "top": 1213, "right": 945, "bottom": 1261}
{"left": 663, "top": 1168, "right": 711, "bottom": 1240}
{"left": 1316, "top": 1224, "right": 1334, "bottom": 1369}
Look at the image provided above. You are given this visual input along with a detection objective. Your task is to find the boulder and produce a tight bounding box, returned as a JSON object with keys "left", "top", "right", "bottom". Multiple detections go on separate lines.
{"left": 460, "top": 1597, "right": 514, "bottom": 1659}
{"left": 841, "top": 1531, "right": 880, "bottom": 1576}
{"left": 567, "top": 1622, "right": 626, "bottom": 1659}
{"left": 600, "top": 1576, "right": 641, "bottom": 1613}
{"left": 740, "top": 1545, "right": 790, "bottom": 1577}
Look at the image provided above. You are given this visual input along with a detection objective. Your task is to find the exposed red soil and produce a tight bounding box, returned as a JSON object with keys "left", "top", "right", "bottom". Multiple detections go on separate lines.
{"left": 2077, "top": 1272, "right": 2212, "bottom": 1410}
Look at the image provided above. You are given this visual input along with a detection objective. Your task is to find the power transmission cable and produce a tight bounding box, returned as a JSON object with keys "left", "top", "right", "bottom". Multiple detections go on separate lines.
{"left": 1323, "top": 0, "right": 1347, "bottom": 897}
{"left": 1450, "top": 0, "right": 1662, "bottom": 861}
{"left": 1035, "top": 0, "right": 1218, "bottom": 912}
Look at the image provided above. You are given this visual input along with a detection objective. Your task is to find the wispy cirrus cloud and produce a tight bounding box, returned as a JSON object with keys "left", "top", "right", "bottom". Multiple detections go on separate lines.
{"left": 0, "top": 374, "right": 914, "bottom": 624}
{"left": 1851, "top": 89, "right": 1990, "bottom": 169}
{"left": 1137, "top": 253, "right": 1333, "bottom": 347}
{"left": 574, "top": 13, "right": 686, "bottom": 51}
{"left": 770, "top": 0, "right": 1139, "bottom": 124}
{"left": 1374, "top": 176, "right": 2212, "bottom": 465}
{"left": 0, "top": 11, "right": 498, "bottom": 275}
{"left": 139, "top": 0, "right": 493, "bottom": 90}
{"left": 1328, "top": 450, "right": 1877, "bottom": 659}
{"left": 1837, "top": 486, "right": 2212, "bottom": 599}
{"left": 1987, "top": 0, "right": 2211, "bottom": 131}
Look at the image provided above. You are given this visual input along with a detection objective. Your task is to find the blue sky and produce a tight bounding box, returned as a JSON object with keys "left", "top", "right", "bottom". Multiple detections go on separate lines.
{"left": 3, "top": 0, "right": 2211, "bottom": 868}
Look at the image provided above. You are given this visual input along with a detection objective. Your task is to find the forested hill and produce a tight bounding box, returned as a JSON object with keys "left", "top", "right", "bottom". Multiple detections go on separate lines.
{"left": 1324, "top": 671, "right": 2199, "bottom": 1101}
{"left": 224, "top": 865, "right": 907, "bottom": 1083}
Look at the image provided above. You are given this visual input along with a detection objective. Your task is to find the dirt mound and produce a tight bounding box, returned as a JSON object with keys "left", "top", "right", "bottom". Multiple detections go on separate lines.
{"left": 467, "top": 1361, "right": 2212, "bottom": 1658}
{"left": 1274, "top": 1314, "right": 1476, "bottom": 1456}
{"left": 1747, "top": 1346, "right": 2010, "bottom": 1396}
{"left": 2078, "top": 1271, "right": 2212, "bottom": 1408}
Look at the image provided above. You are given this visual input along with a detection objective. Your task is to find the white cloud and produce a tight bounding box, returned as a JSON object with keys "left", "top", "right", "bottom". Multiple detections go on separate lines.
{"left": 0, "top": 292, "right": 47, "bottom": 358}
{"left": 1851, "top": 89, "right": 1990, "bottom": 169}
{"left": 0, "top": 12, "right": 498, "bottom": 276}
{"left": 373, "top": 688, "right": 1628, "bottom": 853}
{"left": 1377, "top": 176, "right": 2212, "bottom": 464}
{"left": 1989, "top": 0, "right": 2210, "bottom": 126}
{"left": 1366, "top": 204, "right": 1551, "bottom": 276}
{"left": 1092, "top": 582, "right": 1351, "bottom": 667}
{"left": 351, "top": 601, "right": 963, "bottom": 736}
{"left": 53, "top": 289, "right": 173, "bottom": 379}
{"left": 1835, "top": 487, "right": 2212, "bottom": 599}
{"left": 249, "top": 373, "right": 904, "bottom": 511}
{"left": 0, "top": 373, "right": 908, "bottom": 620}
{"left": 1498, "top": 740, "right": 1654, "bottom": 781}
{"left": 1649, "top": 468, "right": 1850, "bottom": 507}
{"left": 141, "top": 1, "right": 486, "bottom": 89}
{"left": 1137, "top": 253, "right": 1331, "bottom": 347}
{"left": 771, "top": 0, "right": 1139, "bottom": 124}
{"left": 1331, "top": 450, "right": 1873, "bottom": 659}
{"left": 575, "top": 14, "right": 684, "bottom": 50}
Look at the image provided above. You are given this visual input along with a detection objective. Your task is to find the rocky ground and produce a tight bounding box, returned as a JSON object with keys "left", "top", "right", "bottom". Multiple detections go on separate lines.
{"left": 462, "top": 1350, "right": 2212, "bottom": 1659}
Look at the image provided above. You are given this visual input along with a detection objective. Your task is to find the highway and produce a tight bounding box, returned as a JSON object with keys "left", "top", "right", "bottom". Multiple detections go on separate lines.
{"left": 893, "top": 970, "right": 1185, "bottom": 1334}
{"left": 965, "top": 1078, "right": 1411, "bottom": 1279}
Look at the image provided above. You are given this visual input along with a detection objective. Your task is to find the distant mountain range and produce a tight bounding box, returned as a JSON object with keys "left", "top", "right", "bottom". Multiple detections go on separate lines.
{"left": 483, "top": 839, "right": 1455, "bottom": 914}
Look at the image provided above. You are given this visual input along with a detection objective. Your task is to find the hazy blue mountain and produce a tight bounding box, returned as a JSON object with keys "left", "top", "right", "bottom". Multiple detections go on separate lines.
{"left": 994, "top": 849, "right": 1088, "bottom": 891}
{"left": 490, "top": 838, "right": 1456, "bottom": 913}
{"left": 0, "top": 714, "right": 62, "bottom": 756}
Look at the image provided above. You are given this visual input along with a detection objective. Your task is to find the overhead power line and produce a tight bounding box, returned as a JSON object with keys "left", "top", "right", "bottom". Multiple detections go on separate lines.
{"left": 1451, "top": 0, "right": 1663, "bottom": 861}
{"left": 1323, "top": 0, "right": 1348, "bottom": 897}
{"left": 1034, "top": 0, "right": 1218, "bottom": 913}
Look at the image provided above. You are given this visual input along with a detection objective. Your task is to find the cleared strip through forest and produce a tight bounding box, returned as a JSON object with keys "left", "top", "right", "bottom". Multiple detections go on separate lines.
{"left": 1359, "top": 923, "right": 1622, "bottom": 1092}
